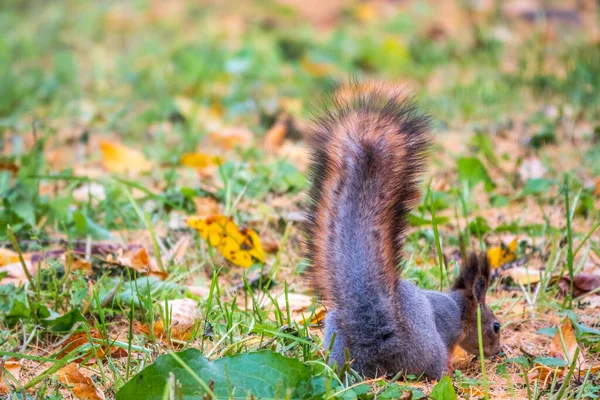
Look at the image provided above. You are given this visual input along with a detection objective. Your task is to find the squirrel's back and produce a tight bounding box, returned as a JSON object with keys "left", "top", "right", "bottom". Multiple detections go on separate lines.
{"left": 305, "top": 84, "right": 431, "bottom": 307}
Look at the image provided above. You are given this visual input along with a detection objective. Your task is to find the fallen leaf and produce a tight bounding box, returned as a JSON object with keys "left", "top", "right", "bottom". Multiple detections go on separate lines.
{"left": 506, "top": 266, "right": 543, "bottom": 285}
{"left": 208, "top": 127, "right": 253, "bottom": 149}
{"left": 548, "top": 319, "right": 586, "bottom": 368}
{"left": 193, "top": 197, "right": 220, "bottom": 218}
{"left": 187, "top": 215, "right": 265, "bottom": 268}
{"left": 57, "top": 330, "right": 105, "bottom": 361}
{"left": 118, "top": 247, "right": 168, "bottom": 280}
{"left": 529, "top": 318, "right": 599, "bottom": 382}
{"left": 154, "top": 298, "right": 201, "bottom": 342}
{"left": 0, "top": 259, "right": 37, "bottom": 286}
{"left": 0, "top": 248, "right": 22, "bottom": 267}
{"left": 180, "top": 152, "right": 222, "bottom": 169}
{"left": 558, "top": 274, "right": 600, "bottom": 298}
{"left": 263, "top": 117, "right": 288, "bottom": 152}
{"left": 488, "top": 237, "right": 518, "bottom": 269}
{"left": 162, "top": 235, "right": 192, "bottom": 265}
{"left": 0, "top": 359, "right": 21, "bottom": 394}
{"left": 262, "top": 240, "right": 280, "bottom": 254}
{"left": 98, "top": 140, "right": 152, "bottom": 174}
{"left": 58, "top": 363, "right": 106, "bottom": 400}
{"left": 0, "top": 160, "right": 18, "bottom": 176}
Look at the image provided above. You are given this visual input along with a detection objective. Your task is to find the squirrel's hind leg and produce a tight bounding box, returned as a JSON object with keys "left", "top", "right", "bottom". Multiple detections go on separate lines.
{"left": 324, "top": 310, "right": 346, "bottom": 371}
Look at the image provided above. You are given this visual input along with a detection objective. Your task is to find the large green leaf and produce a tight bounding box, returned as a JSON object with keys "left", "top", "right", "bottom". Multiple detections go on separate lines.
{"left": 116, "top": 349, "right": 322, "bottom": 399}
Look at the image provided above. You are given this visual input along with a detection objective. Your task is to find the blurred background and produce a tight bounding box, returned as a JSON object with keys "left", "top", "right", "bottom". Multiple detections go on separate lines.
{"left": 0, "top": 0, "right": 599, "bottom": 239}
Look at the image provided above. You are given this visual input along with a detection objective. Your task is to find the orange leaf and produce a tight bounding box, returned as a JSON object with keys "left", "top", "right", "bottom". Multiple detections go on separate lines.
{"left": 208, "top": 127, "right": 253, "bottom": 149}
{"left": 187, "top": 215, "right": 264, "bottom": 268}
{"left": 98, "top": 140, "right": 152, "bottom": 174}
{"left": 58, "top": 363, "right": 106, "bottom": 400}
{"left": 263, "top": 118, "right": 288, "bottom": 152}
{"left": 549, "top": 318, "right": 585, "bottom": 369}
{"left": 0, "top": 248, "right": 21, "bottom": 267}
{"left": 0, "top": 359, "right": 21, "bottom": 394}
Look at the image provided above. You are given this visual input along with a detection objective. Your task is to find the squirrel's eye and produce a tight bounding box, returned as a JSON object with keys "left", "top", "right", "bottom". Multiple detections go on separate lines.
{"left": 493, "top": 322, "right": 500, "bottom": 334}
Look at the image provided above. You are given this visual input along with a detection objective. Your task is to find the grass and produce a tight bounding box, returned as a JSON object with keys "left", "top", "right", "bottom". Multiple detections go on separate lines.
{"left": 1, "top": 0, "right": 600, "bottom": 399}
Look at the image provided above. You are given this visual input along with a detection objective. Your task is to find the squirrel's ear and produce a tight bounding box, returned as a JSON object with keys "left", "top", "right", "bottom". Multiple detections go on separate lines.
{"left": 473, "top": 276, "right": 487, "bottom": 303}
{"left": 452, "top": 252, "right": 479, "bottom": 290}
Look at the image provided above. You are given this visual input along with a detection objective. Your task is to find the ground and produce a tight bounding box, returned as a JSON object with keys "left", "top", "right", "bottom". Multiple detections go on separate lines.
{"left": 1, "top": 0, "right": 600, "bottom": 399}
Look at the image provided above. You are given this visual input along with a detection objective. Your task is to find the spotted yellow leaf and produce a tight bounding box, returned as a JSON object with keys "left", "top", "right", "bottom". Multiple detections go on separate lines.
{"left": 187, "top": 215, "right": 264, "bottom": 268}
{"left": 180, "top": 153, "right": 222, "bottom": 169}
{"left": 487, "top": 237, "right": 518, "bottom": 269}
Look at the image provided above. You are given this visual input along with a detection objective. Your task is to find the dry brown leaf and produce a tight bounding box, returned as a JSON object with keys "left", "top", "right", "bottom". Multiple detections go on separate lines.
{"left": 0, "top": 161, "right": 18, "bottom": 176}
{"left": 263, "top": 117, "right": 288, "bottom": 152}
{"left": 548, "top": 319, "right": 586, "bottom": 369}
{"left": 193, "top": 197, "right": 220, "bottom": 218}
{"left": 154, "top": 298, "right": 201, "bottom": 342}
{"left": 558, "top": 273, "right": 600, "bottom": 298}
{"left": 58, "top": 363, "right": 106, "bottom": 400}
{"left": 162, "top": 235, "right": 192, "bottom": 265}
{"left": 98, "top": 140, "right": 152, "bottom": 174}
{"left": 118, "top": 247, "right": 167, "bottom": 280}
{"left": 529, "top": 318, "right": 598, "bottom": 382}
{"left": 0, "top": 259, "right": 37, "bottom": 286}
{"left": 595, "top": 177, "right": 600, "bottom": 197}
{"left": 208, "top": 127, "right": 253, "bottom": 149}
{"left": 0, "top": 359, "right": 22, "bottom": 394}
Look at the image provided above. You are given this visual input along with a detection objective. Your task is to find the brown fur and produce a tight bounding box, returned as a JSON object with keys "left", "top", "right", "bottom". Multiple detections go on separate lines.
{"left": 304, "top": 83, "right": 431, "bottom": 307}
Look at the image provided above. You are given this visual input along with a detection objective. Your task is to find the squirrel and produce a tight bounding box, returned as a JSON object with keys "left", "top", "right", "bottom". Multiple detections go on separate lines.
{"left": 303, "top": 83, "right": 501, "bottom": 380}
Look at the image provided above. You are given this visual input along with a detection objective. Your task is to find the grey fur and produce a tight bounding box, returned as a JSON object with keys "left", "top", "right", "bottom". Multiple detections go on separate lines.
{"left": 325, "top": 281, "right": 464, "bottom": 380}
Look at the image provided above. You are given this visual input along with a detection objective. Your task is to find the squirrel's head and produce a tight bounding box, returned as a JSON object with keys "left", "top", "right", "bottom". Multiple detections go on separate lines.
{"left": 453, "top": 252, "right": 501, "bottom": 357}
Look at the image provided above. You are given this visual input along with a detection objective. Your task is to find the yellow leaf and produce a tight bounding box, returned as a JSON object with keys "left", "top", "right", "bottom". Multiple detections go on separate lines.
{"left": 180, "top": 153, "right": 222, "bottom": 169}
{"left": 187, "top": 215, "right": 265, "bottom": 268}
{"left": 487, "top": 237, "right": 518, "bottom": 269}
{"left": 98, "top": 140, "right": 152, "bottom": 174}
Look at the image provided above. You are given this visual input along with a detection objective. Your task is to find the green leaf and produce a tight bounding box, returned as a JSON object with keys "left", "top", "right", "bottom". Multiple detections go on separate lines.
{"left": 429, "top": 375, "right": 457, "bottom": 400}
{"left": 43, "top": 309, "right": 87, "bottom": 332}
{"left": 116, "top": 349, "right": 322, "bottom": 399}
{"left": 536, "top": 327, "right": 557, "bottom": 337}
{"left": 519, "top": 178, "right": 555, "bottom": 197}
{"left": 534, "top": 357, "right": 568, "bottom": 368}
{"left": 72, "top": 210, "right": 112, "bottom": 240}
{"left": 457, "top": 157, "right": 495, "bottom": 192}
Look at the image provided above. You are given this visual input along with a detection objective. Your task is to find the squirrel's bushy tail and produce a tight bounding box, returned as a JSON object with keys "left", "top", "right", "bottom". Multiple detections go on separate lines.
{"left": 305, "top": 83, "right": 431, "bottom": 332}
